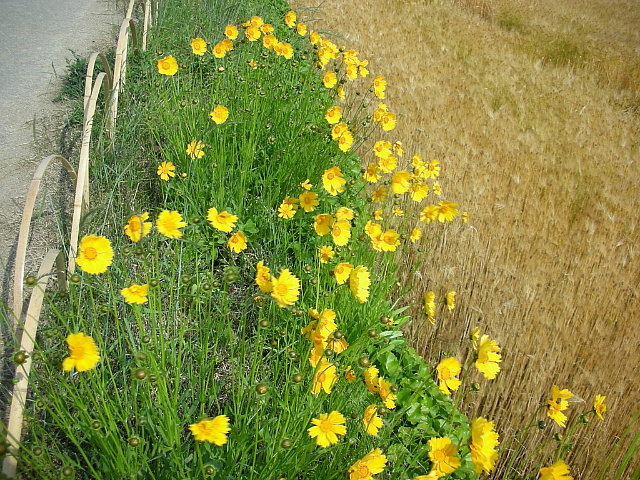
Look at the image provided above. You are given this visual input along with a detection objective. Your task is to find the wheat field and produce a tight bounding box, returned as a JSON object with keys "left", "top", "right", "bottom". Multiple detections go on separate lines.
{"left": 309, "top": 0, "right": 640, "bottom": 476}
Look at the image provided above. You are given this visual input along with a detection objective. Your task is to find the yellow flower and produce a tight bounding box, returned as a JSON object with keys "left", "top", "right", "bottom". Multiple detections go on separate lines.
{"left": 428, "top": 437, "right": 461, "bottom": 477}
{"left": 271, "top": 269, "right": 300, "bottom": 307}
{"left": 312, "top": 358, "right": 337, "bottom": 394}
{"left": 308, "top": 411, "right": 346, "bottom": 447}
{"left": 157, "top": 55, "right": 178, "bottom": 75}
{"left": 301, "top": 179, "right": 312, "bottom": 190}
{"left": 373, "top": 75, "right": 386, "bottom": 99}
{"left": 309, "top": 30, "right": 321, "bottom": 45}
{"left": 378, "top": 229, "right": 400, "bottom": 252}
{"left": 124, "top": 212, "right": 152, "bottom": 242}
{"left": 284, "top": 10, "right": 296, "bottom": 28}
{"left": 337, "top": 86, "right": 346, "bottom": 100}
{"left": 539, "top": 460, "right": 573, "bottom": 480}
{"left": 337, "top": 130, "right": 354, "bottom": 152}
{"left": 255, "top": 261, "right": 272, "bottom": 293}
{"left": 207, "top": 207, "right": 238, "bottom": 233}
{"left": 323, "top": 71, "right": 337, "bottom": 88}
{"left": 299, "top": 191, "right": 319, "bottom": 212}
{"left": 314, "top": 213, "right": 334, "bottom": 236}
{"left": 278, "top": 202, "right": 296, "bottom": 219}
{"left": 331, "top": 122, "right": 348, "bottom": 140}
{"left": 76, "top": 235, "right": 113, "bottom": 274}
{"left": 393, "top": 141, "right": 403, "bottom": 156}
{"left": 594, "top": 395, "right": 607, "bottom": 420}
{"left": 331, "top": 220, "right": 351, "bottom": 246}
{"left": 191, "top": 38, "right": 207, "bottom": 55}
{"left": 327, "top": 334, "right": 348, "bottom": 354}
{"left": 210, "top": 105, "right": 229, "bottom": 124}
{"left": 345, "top": 366, "right": 356, "bottom": 383}
{"left": 62, "top": 332, "right": 100, "bottom": 372}
{"left": 373, "top": 140, "right": 392, "bottom": 158}
{"left": 325, "top": 106, "right": 342, "bottom": 124}
{"left": 373, "top": 103, "right": 387, "bottom": 123}
{"left": 156, "top": 210, "right": 187, "bottom": 239}
{"left": 547, "top": 386, "right": 573, "bottom": 428}
{"left": 279, "top": 43, "right": 294, "bottom": 60}
{"left": 410, "top": 182, "right": 429, "bottom": 202}
{"left": 212, "top": 41, "right": 228, "bottom": 58}
{"left": 424, "top": 292, "right": 436, "bottom": 324}
{"left": 391, "top": 170, "right": 411, "bottom": 194}
{"left": 374, "top": 209, "right": 383, "bottom": 220}
{"left": 335, "top": 207, "right": 354, "bottom": 221}
{"left": 363, "top": 366, "right": 379, "bottom": 394}
{"left": 157, "top": 161, "right": 175, "bottom": 181}
{"left": 296, "top": 22, "right": 307, "bottom": 36}
{"left": 380, "top": 112, "right": 396, "bottom": 131}
{"left": 436, "top": 357, "right": 462, "bottom": 395}
{"left": 227, "top": 231, "right": 247, "bottom": 253}
{"left": 445, "top": 291, "right": 456, "bottom": 311}
{"left": 363, "top": 163, "right": 381, "bottom": 183}
{"left": 470, "top": 417, "right": 499, "bottom": 474}
{"left": 224, "top": 25, "right": 238, "bottom": 40}
{"left": 378, "top": 377, "right": 397, "bottom": 409}
{"left": 410, "top": 227, "right": 422, "bottom": 243}
{"left": 433, "top": 181, "right": 442, "bottom": 196}
{"left": 334, "top": 262, "right": 353, "bottom": 284}
{"left": 475, "top": 335, "right": 502, "bottom": 380}
{"left": 378, "top": 155, "right": 397, "bottom": 173}
{"left": 363, "top": 405, "right": 383, "bottom": 435}
{"left": 349, "top": 265, "right": 371, "bottom": 303}
{"left": 425, "top": 159, "right": 441, "bottom": 179}
{"left": 463, "top": 211, "right": 469, "bottom": 223}
{"left": 262, "top": 34, "right": 277, "bottom": 50}
{"left": 189, "top": 415, "right": 230, "bottom": 445}
{"left": 346, "top": 64, "right": 358, "bottom": 81}
{"left": 260, "top": 23, "right": 274, "bottom": 34}
{"left": 420, "top": 204, "right": 439, "bottom": 223}
{"left": 392, "top": 207, "right": 404, "bottom": 217}
{"left": 302, "top": 309, "right": 337, "bottom": 343}
{"left": 186, "top": 140, "right": 205, "bottom": 159}
{"left": 245, "top": 25, "right": 261, "bottom": 41}
{"left": 322, "top": 166, "right": 347, "bottom": 196}
{"left": 371, "top": 187, "right": 387, "bottom": 203}
{"left": 319, "top": 245, "right": 335, "bottom": 264}
{"left": 121, "top": 283, "right": 148, "bottom": 304}
{"left": 471, "top": 327, "right": 480, "bottom": 349}
{"left": 248, "top": 16, "right": 263, "bottom": 27}
{"left": 349, "top": 449, "right": 387, "bottom": 480}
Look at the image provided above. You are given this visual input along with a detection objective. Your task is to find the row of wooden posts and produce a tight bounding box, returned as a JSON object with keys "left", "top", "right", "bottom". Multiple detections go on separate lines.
{"left": 2, "top": 0, "right": 154, "bottom": 476}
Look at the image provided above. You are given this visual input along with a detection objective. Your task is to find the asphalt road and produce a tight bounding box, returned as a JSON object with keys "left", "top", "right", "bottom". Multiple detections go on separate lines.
{"left": 0, "top": 0, "right": 121, "bottom": 308}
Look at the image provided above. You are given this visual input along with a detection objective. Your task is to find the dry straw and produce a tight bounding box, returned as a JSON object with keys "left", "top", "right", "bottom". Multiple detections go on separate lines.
{"left": 312, "top": 0, "right": 640, "bottom": 476}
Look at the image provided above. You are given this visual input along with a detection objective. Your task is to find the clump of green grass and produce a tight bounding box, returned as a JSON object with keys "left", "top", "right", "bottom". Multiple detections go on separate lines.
{"left": 497, "top": 11, "right": 525, "bottom": 33}
{"left": 540, "top": 36, "right": 590, "bottom": 67}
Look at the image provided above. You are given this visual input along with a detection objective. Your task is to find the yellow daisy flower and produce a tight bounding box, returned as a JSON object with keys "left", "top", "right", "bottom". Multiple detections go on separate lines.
{"left": 124, "top": 212, "right": 152, "bottom": 242}
{"left": 308, "top": 411, "right": 346, "bottom": 447}
{"left": 227, "top": 231, "right": 247, "bottom": 253}
{"left": 62, "top": 332, "right": 100, "bottom": 372}
{"left": 157, "top": 161, "right": 175, "bottom": 181}
{"left": 121, "top": 283, "right": 148, "bottom": 304}
{"left": 189, "top": 415, "right": 230, "bottom": 445}
{"left": 76, "top": 235, "right": 113, "bottom": 274}
{"left": 156, "top": 210, "right": 187, "bottom": 239}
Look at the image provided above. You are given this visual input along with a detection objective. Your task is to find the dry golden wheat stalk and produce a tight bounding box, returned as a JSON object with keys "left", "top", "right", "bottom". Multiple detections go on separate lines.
{"left": 309, "top": 0, "right": 640, "bottom": 476}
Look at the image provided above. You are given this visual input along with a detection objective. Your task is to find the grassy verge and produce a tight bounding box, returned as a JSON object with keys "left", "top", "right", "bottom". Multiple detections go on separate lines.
{"left": 2, "top": 0, "right": 476, "bottom": 478}
{"left": 2, "top": 0, "right": 635, "bottom": 479}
